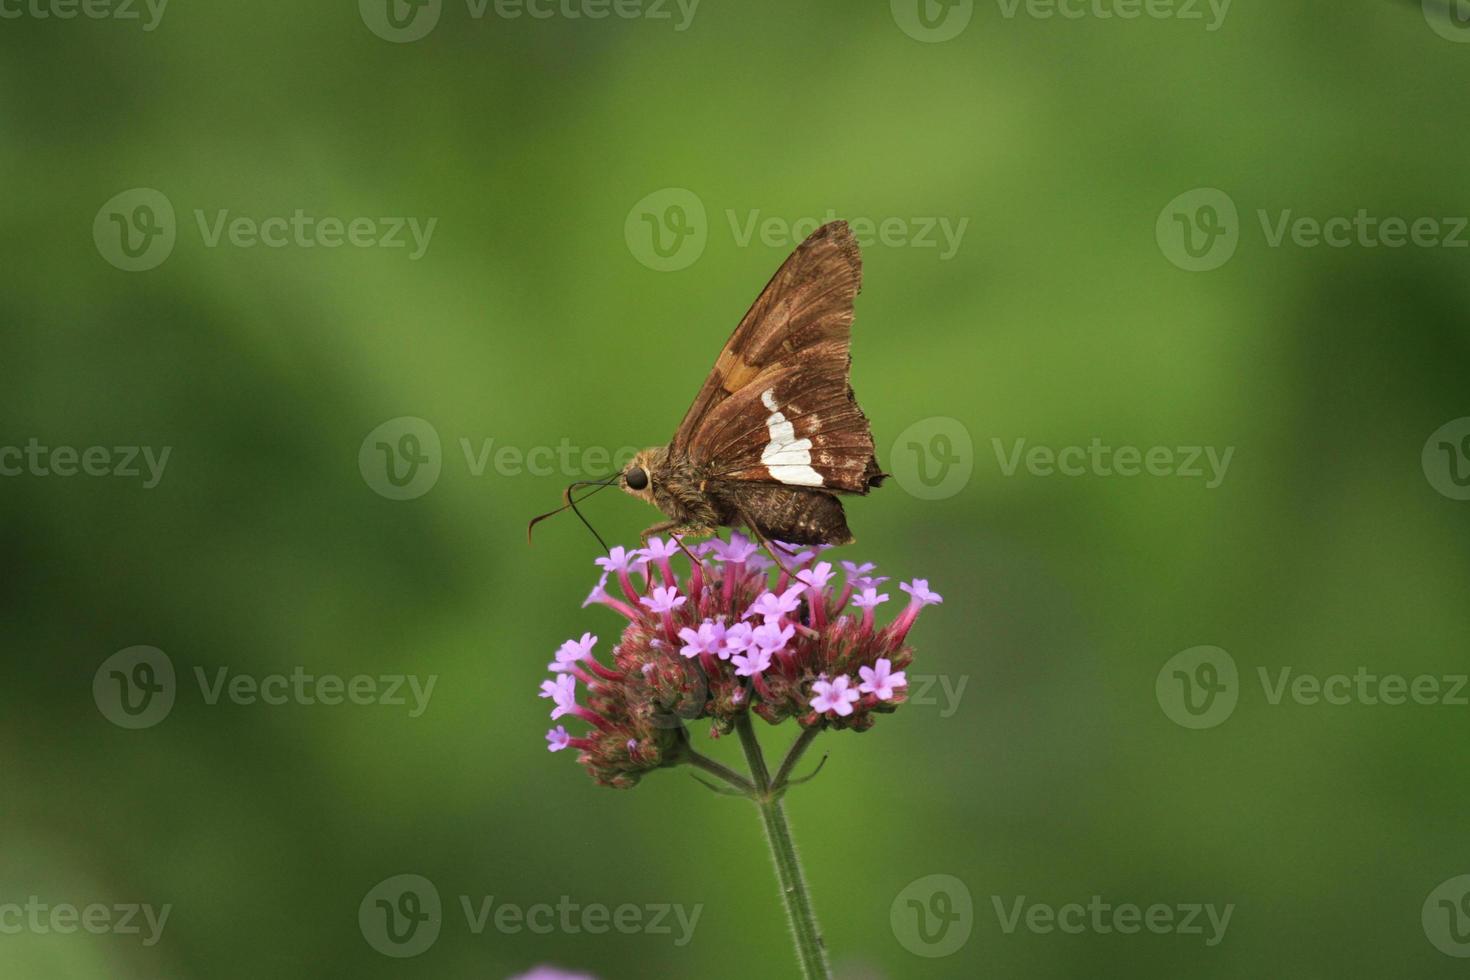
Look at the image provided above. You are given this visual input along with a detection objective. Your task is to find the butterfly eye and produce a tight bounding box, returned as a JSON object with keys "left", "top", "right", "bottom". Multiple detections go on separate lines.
{"left": 624, "top": 467, "right": 649, "bottom": 491}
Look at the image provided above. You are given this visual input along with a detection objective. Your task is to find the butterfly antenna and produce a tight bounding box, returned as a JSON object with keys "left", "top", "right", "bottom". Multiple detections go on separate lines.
{"left": 527, "top": 478, "right": 617, "bottom": 551}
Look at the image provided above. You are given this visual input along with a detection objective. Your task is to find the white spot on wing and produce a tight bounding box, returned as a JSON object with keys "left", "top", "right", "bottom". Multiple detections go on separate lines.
{"left": 759, "top": 389, "right": 824, "bottom": 486}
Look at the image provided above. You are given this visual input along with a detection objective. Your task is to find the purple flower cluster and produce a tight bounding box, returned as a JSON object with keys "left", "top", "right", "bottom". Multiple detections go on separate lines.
{"left": 538, "top": 534, "right": 941, "bottom": 788}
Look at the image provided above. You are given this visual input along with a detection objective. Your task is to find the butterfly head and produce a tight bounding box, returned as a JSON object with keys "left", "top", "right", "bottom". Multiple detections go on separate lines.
{"left": 620, "top": 447, "right": 663, "bottom": 503}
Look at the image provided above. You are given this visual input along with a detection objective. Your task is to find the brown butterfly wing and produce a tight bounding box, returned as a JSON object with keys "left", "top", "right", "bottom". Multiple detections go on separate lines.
{"left": 671, "top": 221, "right": 882, "bottom": 494}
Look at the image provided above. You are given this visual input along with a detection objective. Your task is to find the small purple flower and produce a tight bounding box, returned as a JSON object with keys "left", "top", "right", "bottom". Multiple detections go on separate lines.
{"left": 641, "top": 536, "right": 681, "bottom": 585}
{"left": 641, "top": 537, "right": 681, "bottom": 563}
{"left": 595, "top": 547, "right": 638, "bottom": 575}
{"left": 746, "top": 553, "right": 776, "bottom": 573}
{"left": 796, "top": 561, "right": 835, "bottom": 590}
{"left": 774, "top": 542, "right": 816, "bottom": 567}
{"left": 810, "top": 675, "right": 859, "bottom": 717}
{"left": 582, "top": 574, "right": 610, "bottom": 608}
{"left": 539, "top": 674, "right": 578, "bottom": 720}
{"left": 841, "top": 560, "right": 876, "bottom": 579}
{"left": 732, "top": 646, "right": 773, "bottom": 677}
{"left": 546, "top": 726, "right": 572, "bottom": 752}
{"left": 751, "top": 621, "right": 795, "bottom": 654}
{"left": 900, "top": 579, "right": 943, "bottom": 606}
{"left": 639, "top": 586, "right": 686, "bottom": 615}
{"left": 850, "top": 585, "right": 890, "bottom": 632}
{"left": 548, "top": 632, "right": 597, "bottom": 672}
{"left": 677, "top": 620, "right": 726, "bottom": 660}
{"left": 720, "top": 621, "right": 753, "bottom": 659}
{"left": 712, "top": 533, "right": 759, "bottom": 565}
{"left": 582, "top": 573, "right": 638, "bottom": 620}
{"left": 509, "top": 968, "right": 597, "bottom": 980}
{"left": 746, "top": 585, "right": 803, "bottom": 622}
{"left": 891, "top": 578, "right": 943, "bottom": 640}
{"left": 858, "top": 658, "right": 907, "bottom": 701}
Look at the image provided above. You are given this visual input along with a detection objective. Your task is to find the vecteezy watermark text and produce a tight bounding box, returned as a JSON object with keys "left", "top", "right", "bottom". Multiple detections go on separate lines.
{"left": 1157, "top": 646, "right": 1470, "bottom": 729}
{"left": 992, "top": 895, "right": 1233, "bottom": 945}
{"left": 993, "top": 438, "right": 1234, "bottom": 488}
{"left": 0, "top": 897, "right": 170, "bottom": 946}
{"left": 0, "top": 440, "right": 171, "bottom": 488}
{"left": 93, "top": 646, "right": 437, "bottom": 729}
{"left": 0, "top": 0, "right": 167, "bottom": 29}
{"left": 890, "top": 0, "right": 1229, "bottom": 43}
{"left": 358, "top": 874, "right": 701, "bottom": 958}
{"left": 359, "top": 0, "right": 699, "bottom": 43}
{"left": 624, "top": 190, "right": 969, "bottom": 271}
{"left": 889, "top": 874, "right": 1234, "bottom": 957}
{"left": 94, "top": 188, "right": 436, "bottom": 272}
{"left": 359, "top": 416, "right": 638, "bottom": 500}
{"left": 1158, "top": 187, "right": 1470, "bottom": 271}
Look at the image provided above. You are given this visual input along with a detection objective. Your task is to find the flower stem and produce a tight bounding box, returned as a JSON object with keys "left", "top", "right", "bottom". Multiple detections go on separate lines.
{"left": 771, "top": 725, "right": 821, "bottom": 793}
{"left": 736, "top": 715, "right": 830, "bottom": 979}
{"left": 677, "top": 727, "right": 755, "bottom": 795}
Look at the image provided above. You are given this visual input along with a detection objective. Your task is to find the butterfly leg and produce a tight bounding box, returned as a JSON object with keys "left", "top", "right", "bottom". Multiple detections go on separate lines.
{"left": 735, "top": 506, "right": 793, "bottom": 576}
{"left": 641, "top": 521, "right": 712, "bottom": 566}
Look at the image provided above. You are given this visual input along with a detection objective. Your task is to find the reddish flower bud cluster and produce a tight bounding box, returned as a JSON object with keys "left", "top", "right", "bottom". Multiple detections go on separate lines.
{"left": 540, "top": 536, "right": 941, "bottom": 788}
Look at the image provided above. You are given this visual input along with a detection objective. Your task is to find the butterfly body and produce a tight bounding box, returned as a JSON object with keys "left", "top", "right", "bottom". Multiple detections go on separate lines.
{"left": 619, "top": 221, "right": 885, "bottom": 549}
{"left": 626, "top": 445, "right": 860, "bottom": 546}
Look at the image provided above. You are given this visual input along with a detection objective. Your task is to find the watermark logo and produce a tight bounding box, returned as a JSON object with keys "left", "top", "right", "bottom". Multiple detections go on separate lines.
{"left": 96, "top": 190, "right": 437, "bottom": 269}
{"left": 890, "top": 417, "right": 974, "bottom": 500}
{"left": 993, "top": 438, "right": 1234, "bottom": 488}
{"left": 360, "top": 0, "right": 442, "bottom": 41}
{"left": 1424, "top": 875, "right": 1470, "bottom": 957}
{"left": 1156, "top": 646, "right": 1238, "bottom": 729}
{"left": 728, "top": 209, "right": 968, "bottom": 259}
{"left": 625, "top": 195, "right": 969, "bottom": 270}
{"left": 891, "top": 873, "right": 973, "bottom": 957}
{"left": 360, "top": 876, "right": 701, "bottom": 955}
{"left": 360, "top": 421, "right": 638, "bottom": 499}
{"left": 1162, "top": 188, "right": 1470, "bottom": 270}
{"left": 1423, "top": 0, "right": 1470, "bottom": 43}
{"left": 93, "top": 646, "right": 176, "bottom": 730}
{"left": 1156, "top": 187, "right": 1239, "bottom": 272}
{"left": 625, "top": 188, "right": 707, "bottom": 271}
{"left": 1422, "top": 417, "right": 1470, "bottom": 501}
{"left": 891, "top": 0, "right": 974, "bottom": 42}
{"left": 360, "top": 417, "right": 442, "bottom": 500}
{"left": 360, "top": 874, "right": 442, "bottom": 958}
{"left": 95, "top": 651, "right": 437, "bottom": 726}
{"left": 94, "top": 188, "right": 176, "bottom": 272}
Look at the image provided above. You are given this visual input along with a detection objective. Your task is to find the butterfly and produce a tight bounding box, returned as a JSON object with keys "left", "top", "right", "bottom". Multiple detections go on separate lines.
{"left": 530, "top": 220, "right": 885, "bottom": 556}
{"left": 618, "top": 220, "right": 886, "bottom": 552}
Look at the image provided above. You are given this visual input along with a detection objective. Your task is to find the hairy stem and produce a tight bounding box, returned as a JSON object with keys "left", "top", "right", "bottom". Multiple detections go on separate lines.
{"left": 737, "top": 715, "right": 830, "bottom": 978}
{"left": 771, "top": 725, "right": 821, "bottom": 793}
{"left": 677, "top": 726, "right": 755, "bottom": 795}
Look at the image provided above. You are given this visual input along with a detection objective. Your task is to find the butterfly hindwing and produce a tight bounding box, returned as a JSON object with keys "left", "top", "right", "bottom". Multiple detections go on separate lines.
{"left": 689, "top": 351, "right": 882, "bottom": 493}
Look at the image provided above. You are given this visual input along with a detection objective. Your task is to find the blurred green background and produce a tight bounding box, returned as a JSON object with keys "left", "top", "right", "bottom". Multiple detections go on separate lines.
{"left": 4, "top": 1, "right": 1470, "bottom": 977}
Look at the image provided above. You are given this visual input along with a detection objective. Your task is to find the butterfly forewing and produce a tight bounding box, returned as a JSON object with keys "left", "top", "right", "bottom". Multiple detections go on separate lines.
{"left": 671, "top": 221, "right": 863, "bottom": 453}
{"left": 672, "top": 221, "right": 881, "bottom": 496}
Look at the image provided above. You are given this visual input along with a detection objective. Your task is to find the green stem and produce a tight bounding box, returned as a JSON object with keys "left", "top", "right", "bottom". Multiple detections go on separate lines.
{"left": 736, "top": 716, "right": 830, "bottom": 979}
{"left": 678, "top": 726, "right": 756, "bottom": 795}
{"left": 771, "top": 725, "right": 821, "bottom": 793}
